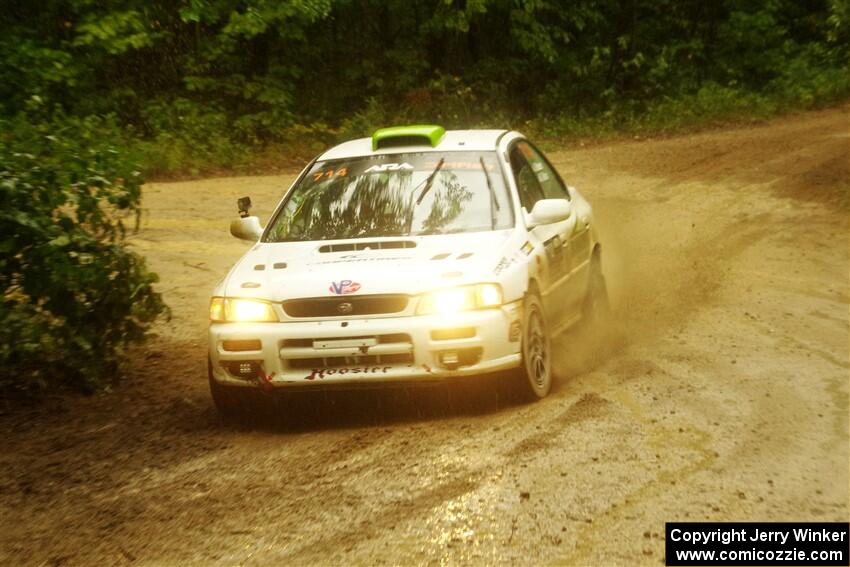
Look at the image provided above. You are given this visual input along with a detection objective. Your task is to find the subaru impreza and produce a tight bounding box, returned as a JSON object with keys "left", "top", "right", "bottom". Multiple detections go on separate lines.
{"left": 208, "top": 125, "right": 607, "bottom": 416}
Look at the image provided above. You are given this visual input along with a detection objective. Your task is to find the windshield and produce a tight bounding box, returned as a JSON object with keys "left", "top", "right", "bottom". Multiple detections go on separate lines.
{"left": 264, "top": 151, "right": 513, "bottom": 242}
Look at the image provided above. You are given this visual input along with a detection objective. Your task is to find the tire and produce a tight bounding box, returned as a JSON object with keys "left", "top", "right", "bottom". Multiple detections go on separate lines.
{"left": 582, "top": 253, "right": 610, "bottom": 328}
{"left": 208, "top": 359, "right": 255, "bottom": 420}
{"left": 516, "top": 293, "right": 553, "bottom": 400}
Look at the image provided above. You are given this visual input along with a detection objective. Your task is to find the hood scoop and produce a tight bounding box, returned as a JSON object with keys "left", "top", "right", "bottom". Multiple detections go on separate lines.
{"left": 318, "top": 240, "right": 416, "bottom": 253}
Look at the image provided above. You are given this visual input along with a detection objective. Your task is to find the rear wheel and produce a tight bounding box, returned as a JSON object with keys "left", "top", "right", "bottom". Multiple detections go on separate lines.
{"left": 582, "top": 252, "right": 610, "bottom": 328}
{"left": 516, "top": 293, "right": 552, "bottom": 400}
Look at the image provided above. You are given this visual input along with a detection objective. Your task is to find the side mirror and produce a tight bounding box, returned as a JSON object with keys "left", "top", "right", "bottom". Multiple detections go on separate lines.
{"left": 230, "top": 216, "right": 263, "bottom": 241}
{"left": 527, "top": 198, "right": 572, "bottom": 228}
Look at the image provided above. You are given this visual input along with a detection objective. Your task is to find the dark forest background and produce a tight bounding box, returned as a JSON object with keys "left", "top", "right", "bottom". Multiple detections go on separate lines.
{"left": 3, "top": 0, "right": 848, "bottom": 174}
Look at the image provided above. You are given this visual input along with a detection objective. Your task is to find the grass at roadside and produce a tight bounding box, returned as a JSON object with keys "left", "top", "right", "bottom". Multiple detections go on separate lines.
{"left": 143, "top": 87, "right": 850, "bottom": 181}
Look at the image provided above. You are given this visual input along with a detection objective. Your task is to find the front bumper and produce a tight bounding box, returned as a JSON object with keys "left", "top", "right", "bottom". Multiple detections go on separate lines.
{"left": 208, "top": 302, "right": 522, "bottom": 388}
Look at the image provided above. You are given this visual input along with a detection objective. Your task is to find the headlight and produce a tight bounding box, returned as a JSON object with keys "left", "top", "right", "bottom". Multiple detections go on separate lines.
{"left": 417, "top": 284, "right": 503, "bottom": 315}
{"left": 209, "top": 297, "right": 278, "bottom": 322}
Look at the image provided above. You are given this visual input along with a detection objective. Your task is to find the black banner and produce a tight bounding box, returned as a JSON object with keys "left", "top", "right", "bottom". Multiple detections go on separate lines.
{"left": 666, "top": 522, "right": 849, "bottom": 566}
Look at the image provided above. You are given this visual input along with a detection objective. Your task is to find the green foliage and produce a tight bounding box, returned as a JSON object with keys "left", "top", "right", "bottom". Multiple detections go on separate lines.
{"left": 827, "top": 0, "right": 850, "bottom": 45}
{"left": 74, "top": 10, "right": 161, "bottom": 54}
{"left": 137, "top": 98, "right": 249, "bottom": 176}
{"left": 0, "top": 0, "right": 847, "bottom": 170}
{"left": 0, "top": 99, "right": 166, "bottom": 396}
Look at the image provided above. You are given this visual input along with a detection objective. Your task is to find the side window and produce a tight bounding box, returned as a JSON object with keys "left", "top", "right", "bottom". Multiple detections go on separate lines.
{"left": 514, "top": 141, "right": 568, "bottom": 202}
{"left": 509, "top": 145, "right": 546, "bottom": 212}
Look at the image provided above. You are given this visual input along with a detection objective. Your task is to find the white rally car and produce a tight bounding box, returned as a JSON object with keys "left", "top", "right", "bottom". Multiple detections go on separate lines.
{"left": 208, "top": 125, "right": 607, "bottom": 415}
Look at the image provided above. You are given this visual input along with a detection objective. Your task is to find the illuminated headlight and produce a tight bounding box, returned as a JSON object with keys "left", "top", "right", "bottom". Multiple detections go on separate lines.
{"left": 209, "top": 297, "right": 278, "bottom": 322}
{"left": 417, "top": 284, "right": 503, "bottom": 315}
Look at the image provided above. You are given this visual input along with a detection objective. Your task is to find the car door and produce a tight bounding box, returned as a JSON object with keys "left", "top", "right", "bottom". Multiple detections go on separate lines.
{"left": 508, "top": 141, "right": 576, "bottom": 321}
{"left": 564, "top": 184, "right": 593, "bottom": 308}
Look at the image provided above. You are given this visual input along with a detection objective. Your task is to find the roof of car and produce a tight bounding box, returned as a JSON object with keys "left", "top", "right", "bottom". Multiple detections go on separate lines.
{"left": 317, "top": 129, "right": 510, "bottom": 161}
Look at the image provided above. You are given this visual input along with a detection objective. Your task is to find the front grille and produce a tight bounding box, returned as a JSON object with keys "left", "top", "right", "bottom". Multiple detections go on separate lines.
{"left": 282, "top": 295, "right": 409, "bottom": 318}
{"left": 280, "top": 333, "right": 414, "bottom": 371}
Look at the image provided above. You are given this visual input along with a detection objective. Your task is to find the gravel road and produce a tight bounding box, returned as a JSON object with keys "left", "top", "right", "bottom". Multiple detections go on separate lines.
{"left": 1, "top": 107, "right": 847, "bottom": 566}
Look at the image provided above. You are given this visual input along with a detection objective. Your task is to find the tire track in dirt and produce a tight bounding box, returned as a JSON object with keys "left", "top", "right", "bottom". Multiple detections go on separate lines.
{"left": 0, "top": 107, "right": 847, "bottom": 566}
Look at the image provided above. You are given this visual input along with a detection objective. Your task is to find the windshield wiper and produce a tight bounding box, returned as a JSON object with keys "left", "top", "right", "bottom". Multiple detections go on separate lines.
{"left": 415, "top": 158, "right": 445, "bottom": 205}
{"left": 480, "top": 157, "right": 500, "bottom": 229}
{"left": 405, "top": 158, "right": 445, "bottom": 234}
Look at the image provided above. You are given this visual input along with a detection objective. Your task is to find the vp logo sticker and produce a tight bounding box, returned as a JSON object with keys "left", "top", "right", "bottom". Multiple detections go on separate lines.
{"left": 329, "top": 280, "right": 361, "bottom": 294}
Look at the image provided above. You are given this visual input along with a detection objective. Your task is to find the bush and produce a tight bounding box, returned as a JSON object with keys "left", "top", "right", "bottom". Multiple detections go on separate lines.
{"left": 138, "top": 98, "right": 250, "bottom": 177}
{"left": 0, "top": 98, "right": 166, "bottom": 396}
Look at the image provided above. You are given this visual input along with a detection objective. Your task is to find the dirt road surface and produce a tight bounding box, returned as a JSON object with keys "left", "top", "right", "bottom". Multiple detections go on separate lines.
{"left": 1, "top": 108, "right": 848, "bottom": 566}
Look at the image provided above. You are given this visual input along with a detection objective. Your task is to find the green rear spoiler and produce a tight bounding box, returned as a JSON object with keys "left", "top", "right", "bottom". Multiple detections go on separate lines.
{"left": 372, "top": 124, "right": 445, "bottom": 151}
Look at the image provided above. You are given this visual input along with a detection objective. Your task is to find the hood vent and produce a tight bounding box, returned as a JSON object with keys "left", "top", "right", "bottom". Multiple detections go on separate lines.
{"left": 457, "top": 252, "right": 473, "bottom": 259}
{"left": 431, "top": 253, "right": 450, "bottom": 260}
{"left": 318, "top": 240, "right": 416, "bottom": 253}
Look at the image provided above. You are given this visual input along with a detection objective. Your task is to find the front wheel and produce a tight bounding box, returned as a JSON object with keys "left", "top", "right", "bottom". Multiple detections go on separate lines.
{"left": 516, "top": 293, "right": 552, "bottom": 400}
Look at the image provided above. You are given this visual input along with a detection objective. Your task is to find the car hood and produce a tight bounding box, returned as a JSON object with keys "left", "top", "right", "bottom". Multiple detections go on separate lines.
{"left": 222, "top": 231, "right": 514, "bottom": 301}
